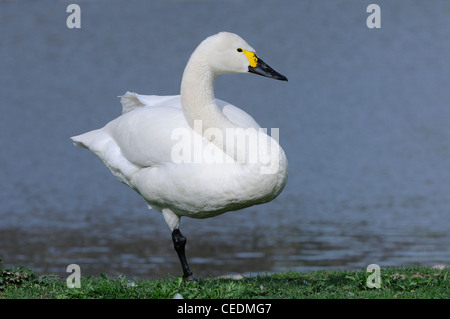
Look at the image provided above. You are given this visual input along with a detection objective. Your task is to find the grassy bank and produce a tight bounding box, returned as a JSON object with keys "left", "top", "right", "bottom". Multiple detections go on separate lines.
{"left": 0, "top": 263, "right": 448, "bottom": 299}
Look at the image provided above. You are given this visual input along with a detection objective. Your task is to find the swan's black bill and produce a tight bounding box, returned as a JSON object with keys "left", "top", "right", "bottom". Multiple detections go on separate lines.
{"left": 248, "top": 58, "right": 288, "bottom": 81}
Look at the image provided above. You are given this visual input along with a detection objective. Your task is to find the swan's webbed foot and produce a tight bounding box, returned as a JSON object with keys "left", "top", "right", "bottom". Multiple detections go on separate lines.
{"left": 172, "top": 229, "right": 196, "bottom": 282}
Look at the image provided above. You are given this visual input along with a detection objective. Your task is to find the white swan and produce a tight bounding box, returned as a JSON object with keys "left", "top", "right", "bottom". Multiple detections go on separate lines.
{"left": 71, "top": 32, "right": 288, "bottom": 281}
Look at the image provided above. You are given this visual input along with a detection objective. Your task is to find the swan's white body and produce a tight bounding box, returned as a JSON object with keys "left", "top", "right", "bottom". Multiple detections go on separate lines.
{"left": 71, "top": 32, "right": 288, "bottom": 278}
{"left": 73, "top": 91, "right": 287, "bottom": 221}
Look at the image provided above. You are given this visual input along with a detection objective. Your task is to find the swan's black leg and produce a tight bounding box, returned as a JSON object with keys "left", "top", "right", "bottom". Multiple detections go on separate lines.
{"left": 172, "top": 229, "right": 196, "bottom": 281}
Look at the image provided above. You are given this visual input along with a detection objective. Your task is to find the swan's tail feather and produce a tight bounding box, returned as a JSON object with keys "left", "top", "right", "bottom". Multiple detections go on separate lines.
{"left": 71, "top": 129, "right": 106, "bottom": 151}
{"left": 119, "top": 91, "right": 145, "bottom": 114}
{"left": 119, "top": 91, "right": 182, "bottom": 114}
{"left": 71, "top": 129, "right": 140, "bottom": 187}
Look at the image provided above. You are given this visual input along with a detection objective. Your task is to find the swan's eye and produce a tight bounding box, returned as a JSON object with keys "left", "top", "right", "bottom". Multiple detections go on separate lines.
{"left": 237, "top": 48, "right": 243, "bottom": 52}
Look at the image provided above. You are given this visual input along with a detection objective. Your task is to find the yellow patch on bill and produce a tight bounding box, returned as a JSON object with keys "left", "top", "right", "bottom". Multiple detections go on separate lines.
{"left": 242, "top": 49, "right": 258, "bottom": 68}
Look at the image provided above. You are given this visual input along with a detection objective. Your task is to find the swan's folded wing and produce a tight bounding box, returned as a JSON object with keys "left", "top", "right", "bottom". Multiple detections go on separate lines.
{"left": 216, "top": 99, "right": 260, "bottom": 129}
{"left": 120, "top": 93, "right": 260, "bottom": 130}
{"left": 104, "top": 106, "right": 190, "bottom": 167}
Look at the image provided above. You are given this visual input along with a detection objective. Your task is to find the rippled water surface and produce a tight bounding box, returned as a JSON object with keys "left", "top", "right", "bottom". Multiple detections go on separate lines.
{"left": 1, "top": 0, "right": 449, "bottom": 279}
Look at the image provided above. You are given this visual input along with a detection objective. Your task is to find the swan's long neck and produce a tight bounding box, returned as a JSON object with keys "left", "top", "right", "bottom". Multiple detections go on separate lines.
{"left": 179, "top": 48, "right": 286, "bottom": 182}
{"left": 180, "top": 51, "right": 236, "bottom": 152}
{"left": 181, "top": 55, "right": 234, "bottom": 131}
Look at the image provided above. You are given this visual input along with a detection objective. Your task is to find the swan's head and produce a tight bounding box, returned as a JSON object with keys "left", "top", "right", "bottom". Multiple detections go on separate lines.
{"left": 196, "top": 32, "right": 288, "bottom": 81}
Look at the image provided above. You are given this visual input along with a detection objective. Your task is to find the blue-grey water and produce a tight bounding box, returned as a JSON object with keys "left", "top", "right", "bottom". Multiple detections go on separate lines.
{"left": 1, "top": 0, "right": 449, "bottom": 279}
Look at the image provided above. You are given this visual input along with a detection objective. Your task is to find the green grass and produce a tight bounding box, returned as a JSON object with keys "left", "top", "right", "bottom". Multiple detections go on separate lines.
{"left": 0, "top": 262, "right": 448, "bottom": 299}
